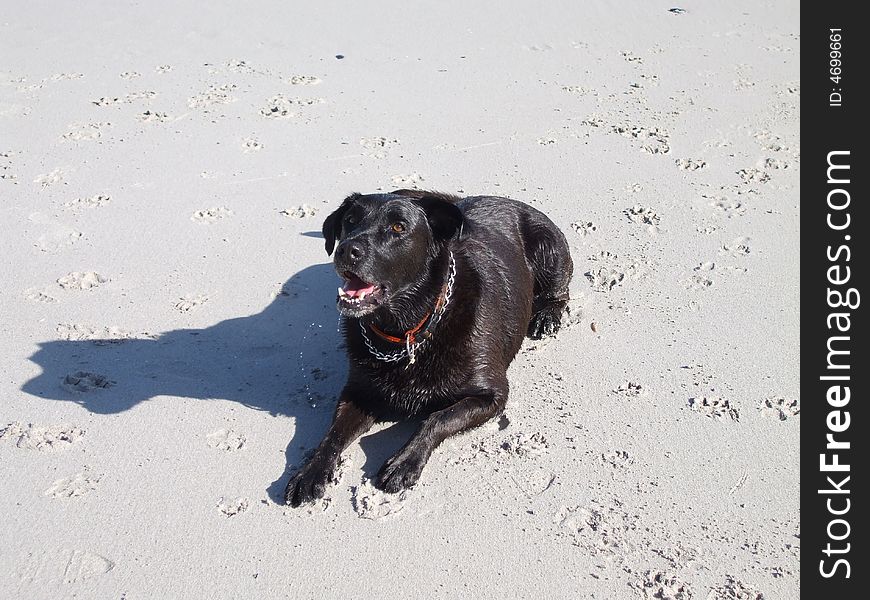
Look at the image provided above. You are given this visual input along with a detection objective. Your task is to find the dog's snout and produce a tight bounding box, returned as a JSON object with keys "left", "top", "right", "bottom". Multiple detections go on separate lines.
{"left": 336, "top": 239, "right": 365, "bottom": 263}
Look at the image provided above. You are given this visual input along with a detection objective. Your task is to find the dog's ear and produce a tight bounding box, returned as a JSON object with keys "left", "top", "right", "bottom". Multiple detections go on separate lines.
{"left": 413, "top": 194, "right": 464, "bottom": 242}
{"left": 322, "top": 193, "right": 360, "bottom": 255}
{"left": 390, "top": 188, "right": 427, "bottom": 199}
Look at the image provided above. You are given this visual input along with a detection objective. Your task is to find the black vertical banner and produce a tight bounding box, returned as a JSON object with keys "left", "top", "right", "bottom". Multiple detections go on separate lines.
{"left": 802, "top": 5, "right": 867, "bottom": 597}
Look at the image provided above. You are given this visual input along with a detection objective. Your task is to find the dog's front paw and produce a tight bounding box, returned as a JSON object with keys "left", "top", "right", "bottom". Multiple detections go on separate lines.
{"left": 528, "top": 307, "right": 563, "bottom": 339}
{"left": 374, "top": 450, "right": 428, "bottom": 493}
{"left": 284, "top": 460, "right": 334, "bottom": 507}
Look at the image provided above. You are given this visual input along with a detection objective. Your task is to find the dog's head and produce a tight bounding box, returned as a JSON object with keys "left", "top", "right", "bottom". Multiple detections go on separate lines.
{"left": 322, "top": 191, "right": 463, "bottom": 317}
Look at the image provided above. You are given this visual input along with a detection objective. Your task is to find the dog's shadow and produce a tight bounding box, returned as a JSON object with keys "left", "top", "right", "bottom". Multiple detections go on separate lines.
{"left": 21, "top": 261, "right": 412, "bottom": 503}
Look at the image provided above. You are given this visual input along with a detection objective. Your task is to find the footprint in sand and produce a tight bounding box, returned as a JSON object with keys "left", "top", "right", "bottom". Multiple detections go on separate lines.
{"left": 93, "top": 91, "right": 157, "bottom": 107}
{"left": 191, "top": 207, "right": 233, "bottom": 223}
{"left": 25, "top": 289, "right": 58, "bottom": 303}
{"left": 585, "top": 266, "right": 626, "bottom": 292}
{"left": 63, "top": 194, "right": 111, "bottom": 211}
{"left": 759, "top": 157, "right": 790, "bottom": 170}
{"left": 688, "top": 396, "right": 739, "bottom": 421}
{"left": 49, "top": 73, "right": 84, "bottom": 82}
{"left": 27, "top": 212, "right": 83, "bottom": 253}
{"left": 92, "top": 96, "right": 121, "bottom": 107}
{"left": 682, "top": 262, "right": 715, "bottom": 290}
{"left": 554, "top": 501, "right": 629, "bottom": 553}
{"left": 289, "top": 96, "right": 322, "bottom": 106}
{"left": 114, "top": 92, "right": 152, "bottom": 105}
{"left": 746, "top": 128, "right": 795, "bottom": 154}
{"left": 721, "top": 237, "right": 752, "bottom": 257}
{"left": 241, "top": 137, "right": 263, "bottom": 153}
{"left": 683, "top": 274, "right": 713, "bottom": 290}
{"left": 707, "top": 195, "right": 745, "bottom": 217}
{"left": 15, "top": 549, "right": 114, "bottom": 584}
{"left": 36, "top": 228, "right": 83, "bottom": 253}
{"left": 1, "top": 150, "right": 17, "bottom": 181}
{"left": 635, "top": 570, "right": 693, "bottom": 600}
{"left": 222, "top": 59, "right": 270, "bottom": 75}
{"left": 737, "top": 167, "right": 771, "bottom": 185}
{"left": 44, "top": 470, "right": 101, "bottom": 498}
{"left": 391, "top": 172, "right": 425, "bottom": 188}
{"left": 601, "top": 450, "right": 634, "bottom": 468}
{"left": 586, "top": 251, "right": 649, "bottom": 293}
{"left": 496, "top": 431, "right": 550, "bottom": 457}
{"left": 613, "top": 381, "right": 645, "bottom": 397}
{"left": 624, "top": 205, "right": 661, "bottom": 230}
{"left": 280, "top": 205, "right": 317, "bottom": 219}
{"left": 608, "top": 121, "right": 671, "bottom": 155}
{"left": 206, "top": 428, "right": 247, "bottom": 451}
{"left": 570, "top": 220, "right": 597, "bottom": 236}
{"left": 137, "top": 110, "right": 170, "bottom": 123}
{"left": 707, "top": 575, "right": 765, "bottom": 600}
{"left": 174, "top": 294, "right": 209, "bottom": 312}
{"left": 188, "top": 84, "right": 238, "bottom": 109}
{"left": 34, "top": 168, "right": 68, "bottom": 188}
{"left": 260, "top": 96, "right": 295, "bottom": 118}
{"left": 359, "top": 136, "right": 400, "bottom": 159}
{"left": 360, "top": 136, "right": 400, "bottom": 150}
{"left": 759, "top": 397, "right": 800, "bottom": 421}
{"left": 62, "top": 122, "right": 110, "bottom": 142}
{"left": 675, "top": 158, "right": 707, "bottom": 171}
{"left": 621, "top": 50, "right": 644, "bottom": 64}
{"left": 0, "top": 422, "right": 84, "bottom": 451}
{"left": 351, "top": 480, "right": 408, "bottom": 520}
{"left": 561, "top": 84, "right": 591, "bottom": 95}
{"left": 56, "top": 323, "right": 150, "bottom": 344}
{"left": 62, "top": 371, "right": 116, "bottom": 393}
{"left": 217, "top": 497, "right": 250, "bottom": 517}
{"left": 464, "top": 431, "right": 550, "bottom": 461}
{"left": 57, "top": 271, "right": 109, "bottom": 290}
{"left": 287, "top": 75, "right": 322, "bottom": 86}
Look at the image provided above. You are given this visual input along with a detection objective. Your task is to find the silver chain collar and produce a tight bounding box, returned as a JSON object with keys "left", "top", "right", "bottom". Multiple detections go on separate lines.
{"left": 358, "top": 251, "right": 457, "bottom": 366}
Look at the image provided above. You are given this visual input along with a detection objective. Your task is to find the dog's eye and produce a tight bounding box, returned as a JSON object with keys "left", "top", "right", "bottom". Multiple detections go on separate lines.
{"left": 390, "top": 222, "right": 406, "bottom": 234}
{"left": 345, "top": 214, "right": 356, "bottom": 225}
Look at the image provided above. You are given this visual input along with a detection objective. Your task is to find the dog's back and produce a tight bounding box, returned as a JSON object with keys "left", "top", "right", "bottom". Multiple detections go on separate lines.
{"left": 458, "top": 196, "right": 573, "bottom": 341}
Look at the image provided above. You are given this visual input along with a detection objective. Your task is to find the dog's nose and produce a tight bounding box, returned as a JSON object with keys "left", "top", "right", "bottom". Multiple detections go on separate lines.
{"left": 336, "top": 240, "right": 364, "bottom": 262}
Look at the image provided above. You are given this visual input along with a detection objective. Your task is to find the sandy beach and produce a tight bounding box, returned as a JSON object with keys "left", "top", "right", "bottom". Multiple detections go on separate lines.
{"left": 1, "top": 1, "right": 799, "bottom": 598}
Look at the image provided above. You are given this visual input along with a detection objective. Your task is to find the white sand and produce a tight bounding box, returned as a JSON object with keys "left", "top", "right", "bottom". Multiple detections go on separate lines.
{"left": 1, "top": 1, "right": 799, "bottom": 598}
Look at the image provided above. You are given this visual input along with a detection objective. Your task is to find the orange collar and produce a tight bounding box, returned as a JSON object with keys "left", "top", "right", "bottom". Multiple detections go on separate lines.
{"left": 358, "top": 250, "right": 457, "bottom": 365}
{"left": 368, "top": 289, "right": 447, "bottom": 346}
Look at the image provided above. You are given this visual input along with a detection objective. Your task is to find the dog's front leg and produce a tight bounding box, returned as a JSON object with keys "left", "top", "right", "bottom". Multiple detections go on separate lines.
{"left": 375, "top": 387, "right": 507, "bottom": 493}
{"left": 284, "top": 396, "right": 375, "bottom": 506}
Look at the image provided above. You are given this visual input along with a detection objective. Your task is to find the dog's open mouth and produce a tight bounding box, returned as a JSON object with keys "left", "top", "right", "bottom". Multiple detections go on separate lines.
{"left": 337, "top": 272, "right": 385, "bottom": 314}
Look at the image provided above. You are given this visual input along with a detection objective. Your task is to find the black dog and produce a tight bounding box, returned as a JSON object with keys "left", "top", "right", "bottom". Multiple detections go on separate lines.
{"left": 284, "top": 189, "right": 573, "bottom": 506}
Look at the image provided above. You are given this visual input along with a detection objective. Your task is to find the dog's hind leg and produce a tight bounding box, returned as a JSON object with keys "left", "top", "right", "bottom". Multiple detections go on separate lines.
{"left": 522, "top": 218, "right": 573, "bottom": 339}
{"left": 375, "top": 380, "right": 508, "bottom": 493}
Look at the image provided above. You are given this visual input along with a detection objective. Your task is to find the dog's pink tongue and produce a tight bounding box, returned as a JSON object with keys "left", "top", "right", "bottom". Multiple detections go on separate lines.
{"left": 342, "top": 275, "right": 376, "bottom": 298}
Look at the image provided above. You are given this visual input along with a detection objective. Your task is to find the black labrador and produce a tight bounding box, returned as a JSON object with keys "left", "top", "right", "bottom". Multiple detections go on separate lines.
{"left": 284, "top": 190, "right": 573, "bottom": 506}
